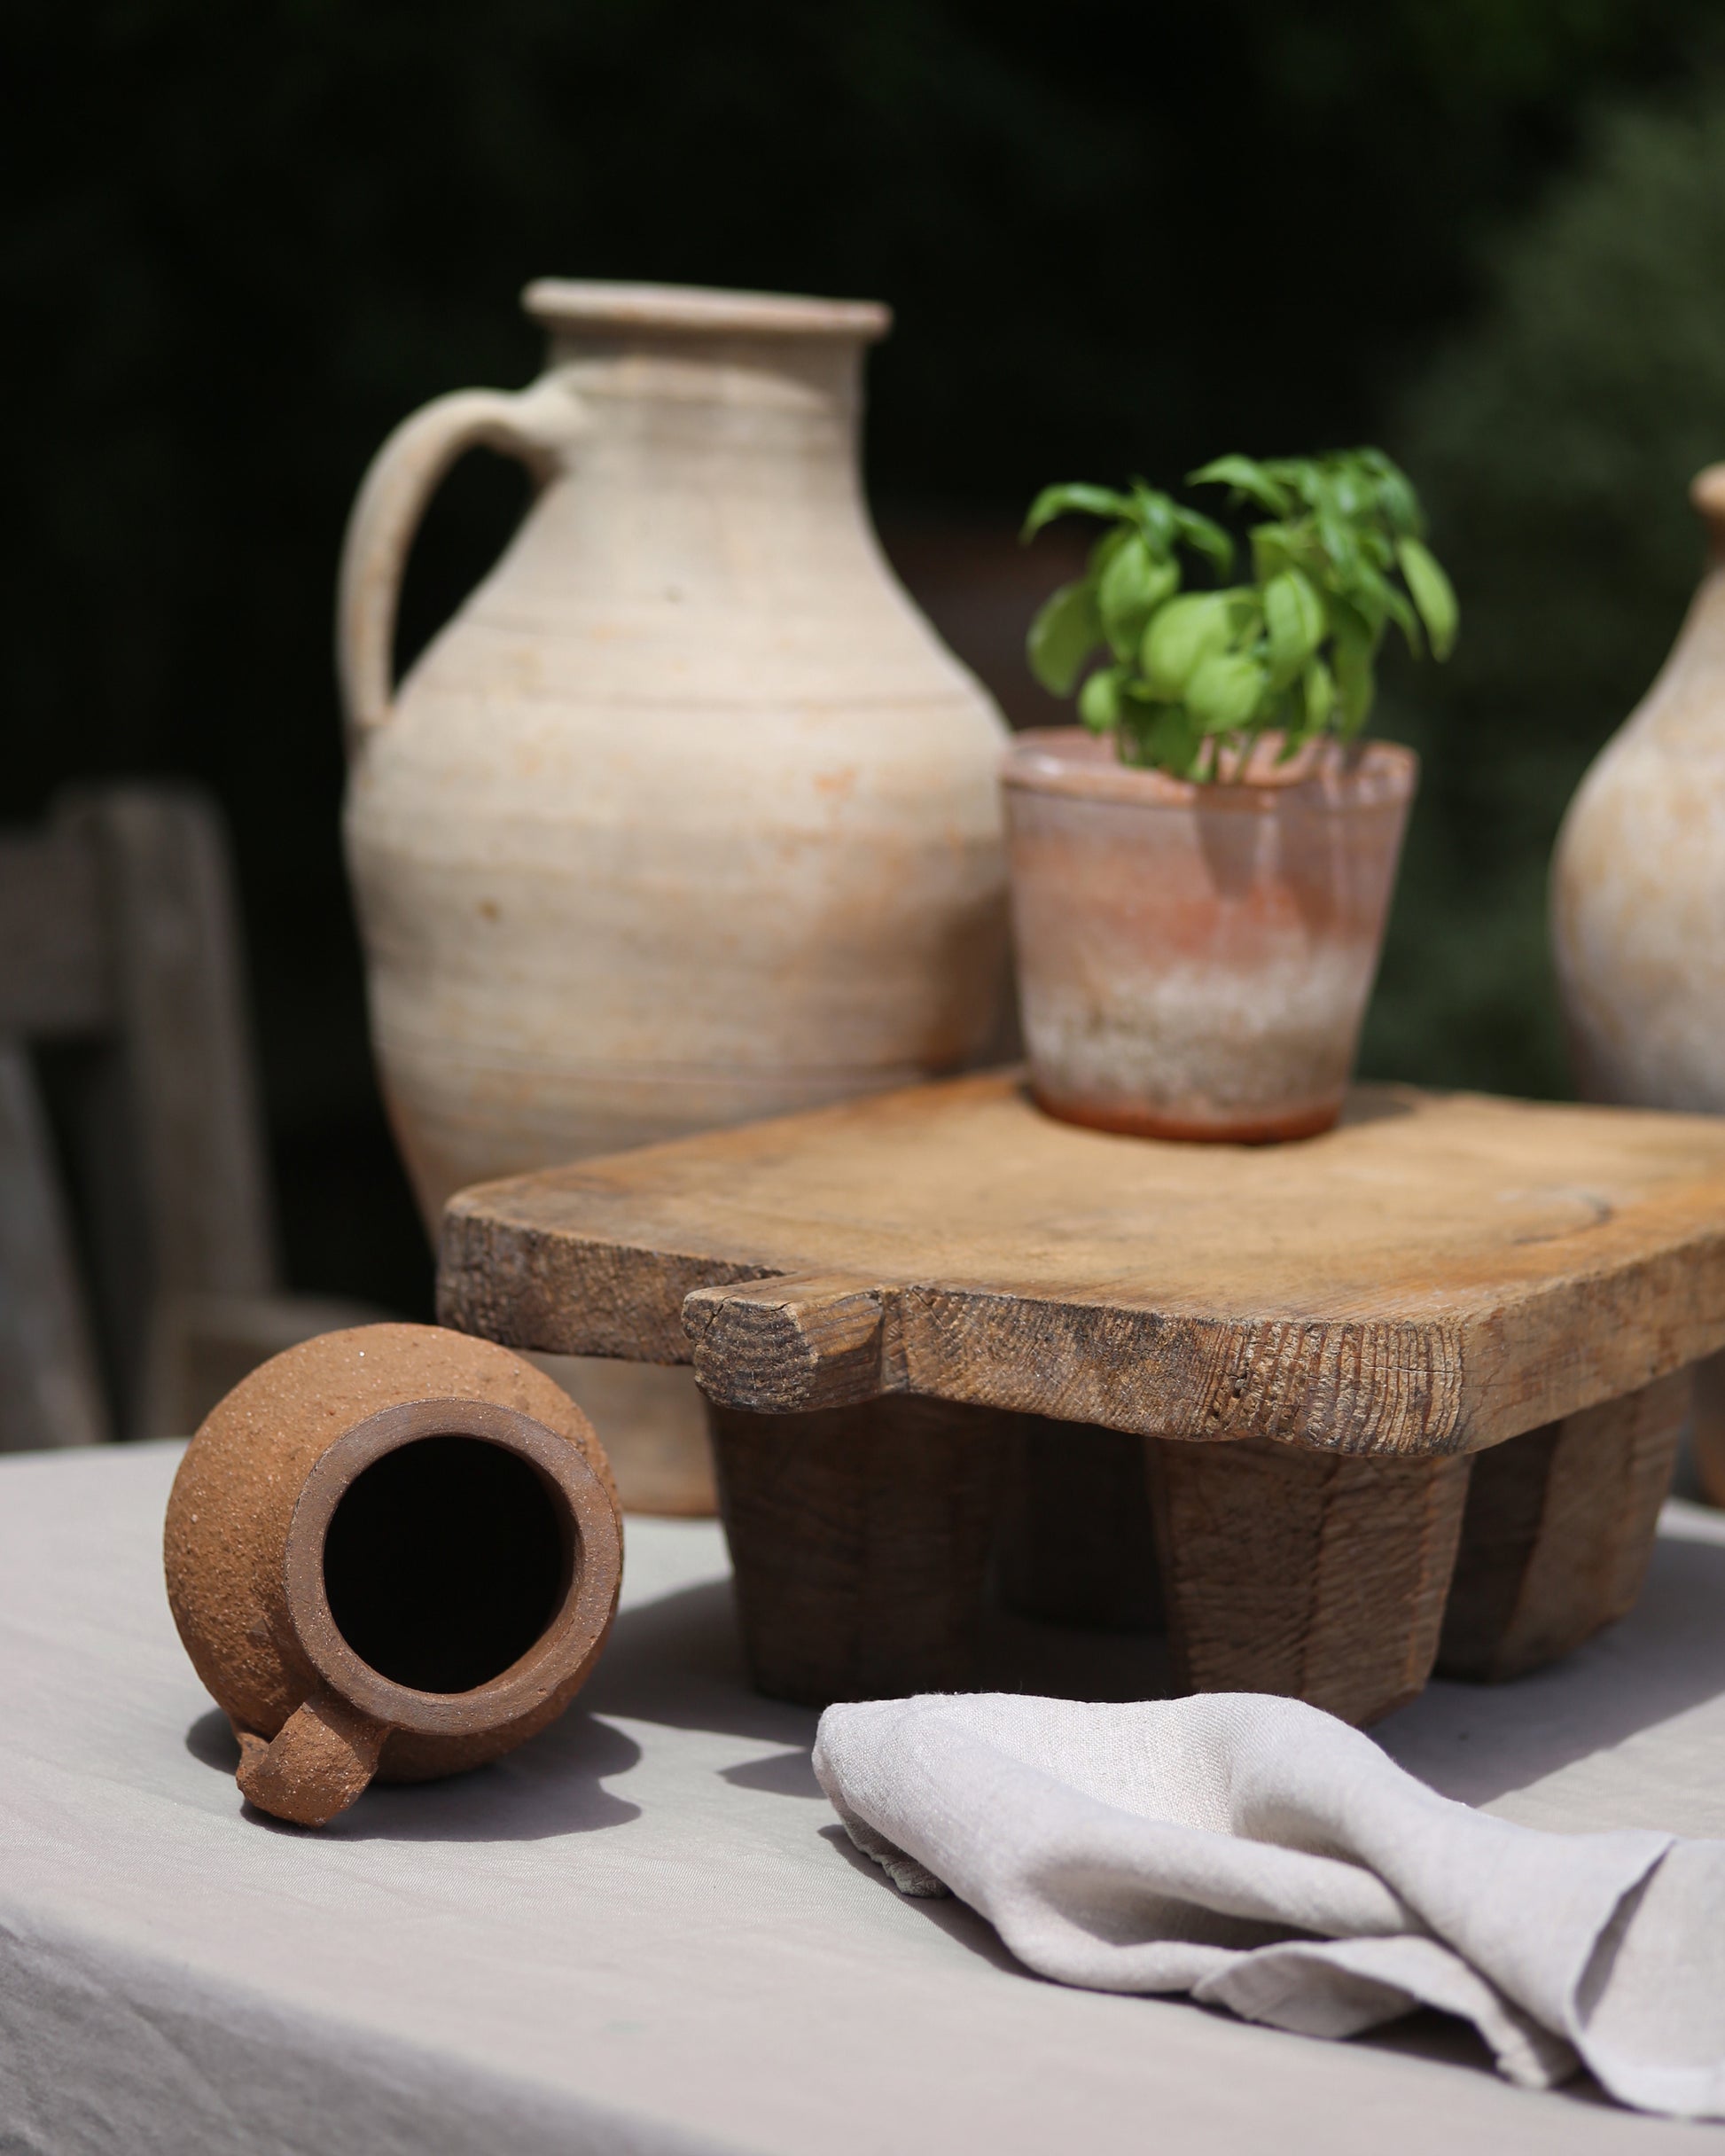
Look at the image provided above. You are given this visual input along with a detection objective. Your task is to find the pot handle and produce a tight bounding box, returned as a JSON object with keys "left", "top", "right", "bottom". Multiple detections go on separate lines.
{"left": 234, "top": 1689, "right": 391, "bottom": 1826}
{"left": 336, "top": 374, "right": 586, "bottom": 743}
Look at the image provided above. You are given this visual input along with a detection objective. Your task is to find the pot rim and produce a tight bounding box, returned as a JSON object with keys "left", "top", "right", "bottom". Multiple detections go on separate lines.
{"left": 281, "top": 1395, "right": 621, "bottom": 1740}
{"left": 524, "top": 277, "right": 890, "bottom": 343}
{"left": 1002, "top": 726, "right": 1419, "bottom": 812}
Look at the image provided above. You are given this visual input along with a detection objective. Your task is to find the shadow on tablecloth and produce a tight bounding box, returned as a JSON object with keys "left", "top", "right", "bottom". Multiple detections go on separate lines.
{"left": 584, "top": 1525, "right": 1725, "bottom": 1828}
{"left": 183, "top": 1703, "right": 644, "bottom": 1842}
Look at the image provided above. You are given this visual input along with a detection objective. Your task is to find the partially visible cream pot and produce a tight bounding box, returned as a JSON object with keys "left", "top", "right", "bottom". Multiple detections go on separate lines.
{"left": 1551, "top": 465, "right": 1725, "bottom": 1115}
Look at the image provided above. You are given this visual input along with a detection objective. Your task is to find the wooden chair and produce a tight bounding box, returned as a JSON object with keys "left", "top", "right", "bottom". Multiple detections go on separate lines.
{"left": 0, "top": 785, "right": 376, "bottom": 1451}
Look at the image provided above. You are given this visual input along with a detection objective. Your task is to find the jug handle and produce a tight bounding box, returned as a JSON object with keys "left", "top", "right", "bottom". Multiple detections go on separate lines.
{"left": 234, "top": 1689, "right": 391, "bottom": 1826}
{"left": 336, "top": 374, "right": 584, "bottom": 743}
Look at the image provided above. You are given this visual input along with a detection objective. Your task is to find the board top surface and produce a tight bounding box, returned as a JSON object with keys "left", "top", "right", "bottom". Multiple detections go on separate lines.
{"left": 439, "top": 1071, "right": 1725, "bottom": 1456}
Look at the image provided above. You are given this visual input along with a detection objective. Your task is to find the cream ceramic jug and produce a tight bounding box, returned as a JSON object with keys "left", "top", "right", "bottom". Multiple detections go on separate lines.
{"left": 1551, "top": 466, "right": 1725, "bottom": 1113}
{"left": 1551, "top": 465, "right": 1725, "bottom": 1504}
{"left": 339, "top": 280, "right": 1011, "bottom": 1230}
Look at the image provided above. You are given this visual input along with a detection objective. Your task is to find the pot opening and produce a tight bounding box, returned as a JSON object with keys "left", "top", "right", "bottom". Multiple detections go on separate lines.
{"left": 322, "top": 1436, "right": 570, "bottom": 1693}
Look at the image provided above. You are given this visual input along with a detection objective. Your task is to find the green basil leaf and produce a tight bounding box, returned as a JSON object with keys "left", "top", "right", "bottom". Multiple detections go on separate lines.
{"left": 1330, "top": 593, "right": 1379, "bottom": 650}
{"left": 1121, "top": 702, "right": 1206, "bottom": 777}
{"left": 1187, "top": 455, "right": 1293, "bottom": 517}
{"left": 1098, "top": 535, "right": 1182, "bottom": 660}
{"left": 1186, "top": 651, "right": 1268, "bottom": 732}
{"left": 1250, "top": 524, "right": 1295, "bottom": 582}
{"left": 1128, "top": 481, "right": 1177, "bottom": 553}
{"left": 1263, "top": 567, "right": 1326, "bottom": 687}
{"left": 1172, "top": 505, "right": 1236, "bottom": 579}
{"left": 1026, "top": 579, "right": 1103, "bottom": 694}
{"left": 1266, "top": 457, "right": 1327, "bottom": 514}
{"left": 1373, "top": 466, "right": 1420, "bottom": 537}
{"left": 1301, "top": 654, "right": 1337, "bottom": 731}
{"left": 1078, "top": 664, "right": 1127, "bottom": 733}
{"left": 1346, "top": 448, "right": 1419, "bottom": 535}
{"left": 1355, "top": 563, "right": 1421, "bottom": 654}
{"left": 1139, "top": 591, "right": 1237, "bottom": 699}
{"left": 1396, "top": 536, "right": 1458, "bottom": 660}
{"left": 1021, "top": 483, "right": 1133, "bottom": 542}
{"left": 1333, "top": 630, "right": 1376, "bottom": 735}
{"left": 1357, "top": 525, "right": 1395, "bottom": 570}
{"left": 1330, "top": 465, "right": 1370, "bottom": 521}
{"left": 1328, "top": 593, "right": 1378, "bottom": 735}
{"left": 1227, "top": 587, "right": 1266, "bottom": 643}
{"left": 1088, "top": 525, "right": 1130, "bottom": 578}
{"left": 1144, "top": 556, "right": 1183, "bottom": 610}
{"left": 1315, "top": 509, "right": 1362, "bottom": 584}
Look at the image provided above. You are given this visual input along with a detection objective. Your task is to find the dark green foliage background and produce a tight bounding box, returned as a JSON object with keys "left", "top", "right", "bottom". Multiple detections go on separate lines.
{"left": 5, "top": 0, "right": 1724, "bottom": 1310}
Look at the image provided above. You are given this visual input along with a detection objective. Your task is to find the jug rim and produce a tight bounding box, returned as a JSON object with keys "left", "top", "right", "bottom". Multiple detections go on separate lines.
{"left": 524, "top": 277, "right": 890, "bottom": 341}
{"left": 281, "top": 1394, "right": 622, "bottom": 1739}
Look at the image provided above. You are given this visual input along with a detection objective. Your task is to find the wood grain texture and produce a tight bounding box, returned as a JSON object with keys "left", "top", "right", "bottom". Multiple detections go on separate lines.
{"left": 706, "top": 1395, "right": 1004, "bottom": 1706}
{"left": 441, "top": 1069, "right": 1725, "bottom": 1457}
{"left": 78, "top": 790, "right": 280, "bottom": 1306}
{"left": 683, "top": 1274, "right": 888, "bottom": 1412}
{"left": 1146, "top": 1437, "right": 1472, "bottom": 1724}
{"left": 1692, "top": 1348, "right": 1725, "bottom": 1506}
{"left": 0, "top": 827, "right": 111, "bottom": 1036}
{"left": 1438, "top": 1369, "right": 1690, "bottom": 1682}
{"left": 0, "top": 1042, "right": 112, "bottom": 1450}
{"left": 0, "top": 786, "right": 377, "bottom": 1449}
{"left": 66, "top": 789, "right": 281, "bottom": 1437}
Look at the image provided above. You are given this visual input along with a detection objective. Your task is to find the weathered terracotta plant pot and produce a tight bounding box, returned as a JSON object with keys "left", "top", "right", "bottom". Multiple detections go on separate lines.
{"left": 164, "top": 1324, "right": 622, "bottom": 1827}
{"left": 1003, "top": 729, "right": 1417, "bottom": 1141}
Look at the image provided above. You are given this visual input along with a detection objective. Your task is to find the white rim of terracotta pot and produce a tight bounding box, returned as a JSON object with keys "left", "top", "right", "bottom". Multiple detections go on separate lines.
{"left": 1002, "top": 727, "right": 1419, "bottom": 813}
{"left": 524, "top": 278, "right": 890, "bottom": 342}
{"left": 280, "top": 1396, "right": 621, "bottom": 1740}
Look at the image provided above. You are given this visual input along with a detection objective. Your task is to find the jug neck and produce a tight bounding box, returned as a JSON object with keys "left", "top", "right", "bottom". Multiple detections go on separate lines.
{"left": 527, "top": 279, "right": 890, "bottom": 506}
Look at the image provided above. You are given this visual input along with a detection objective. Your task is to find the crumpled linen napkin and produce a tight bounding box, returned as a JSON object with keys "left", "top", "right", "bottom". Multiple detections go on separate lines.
{"left": 812, "top": 1691, "right": 1725, "bottom": 2116}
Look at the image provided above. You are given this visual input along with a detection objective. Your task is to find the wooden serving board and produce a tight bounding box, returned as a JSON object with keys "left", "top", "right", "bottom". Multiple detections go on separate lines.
{"left": 442, "top": 1071, "right": 1725, "bottom": 1451}
{"left": 440, "top": 1072, "right": 1725, "bottom": 1720}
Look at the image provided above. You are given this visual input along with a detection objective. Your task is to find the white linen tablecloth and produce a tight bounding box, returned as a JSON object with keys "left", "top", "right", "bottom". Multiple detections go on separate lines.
{"left": 5, "top": 1440, "right": 1725, "bottom": 2154}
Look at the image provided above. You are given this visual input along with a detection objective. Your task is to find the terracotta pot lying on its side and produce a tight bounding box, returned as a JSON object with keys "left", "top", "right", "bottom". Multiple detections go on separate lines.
{"left": 163, "top": 1324, "right": 622, "bottom": 1827}
{"left": 1002, "top": 729, "right": 1417, "bottom": 1143}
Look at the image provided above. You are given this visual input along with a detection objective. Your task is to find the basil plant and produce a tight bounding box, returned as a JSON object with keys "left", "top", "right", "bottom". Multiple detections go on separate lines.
{"left": 1024, "top": 449, "right": 1457, "bottom": 778}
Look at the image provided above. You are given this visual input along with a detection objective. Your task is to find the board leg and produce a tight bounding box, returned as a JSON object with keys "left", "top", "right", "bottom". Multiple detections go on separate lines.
{"left": 996, "top": 1415, "right": 1162, "bottom": 1631}
{"left": 705, "top": 1394, "right": 1004, "bottom": 1707}
{"left": 1145, "top": 1437, "right": 1471, "bottom": 1725}
{"left": 1687, "top": 1349, "right": 1725, "bottom": 1508}
{"left": 1438, "top": 1370, "right": 1690, "bottom": 1683}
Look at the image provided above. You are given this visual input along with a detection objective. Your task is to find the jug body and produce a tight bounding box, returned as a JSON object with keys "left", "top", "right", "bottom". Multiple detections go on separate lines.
{"left": 340, "top": 280, "right": 1011, "bottom": 1223}
{"left": 1552, "top": 466, "right": 1725, "bottom": 1111}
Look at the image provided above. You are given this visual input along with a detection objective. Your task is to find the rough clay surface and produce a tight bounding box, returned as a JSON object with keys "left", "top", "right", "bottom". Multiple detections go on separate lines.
{"left": 163, "top": 1324, "right": 621, "bottom": 1801}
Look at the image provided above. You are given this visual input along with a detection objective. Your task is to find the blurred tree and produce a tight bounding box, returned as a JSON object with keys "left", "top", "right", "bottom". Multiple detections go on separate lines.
{"left": 0, "top": 0, "right": 1719, "bottom": 1303}
{"left": 1365, "top": 73, "right": 1725, "bottom": 1094}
